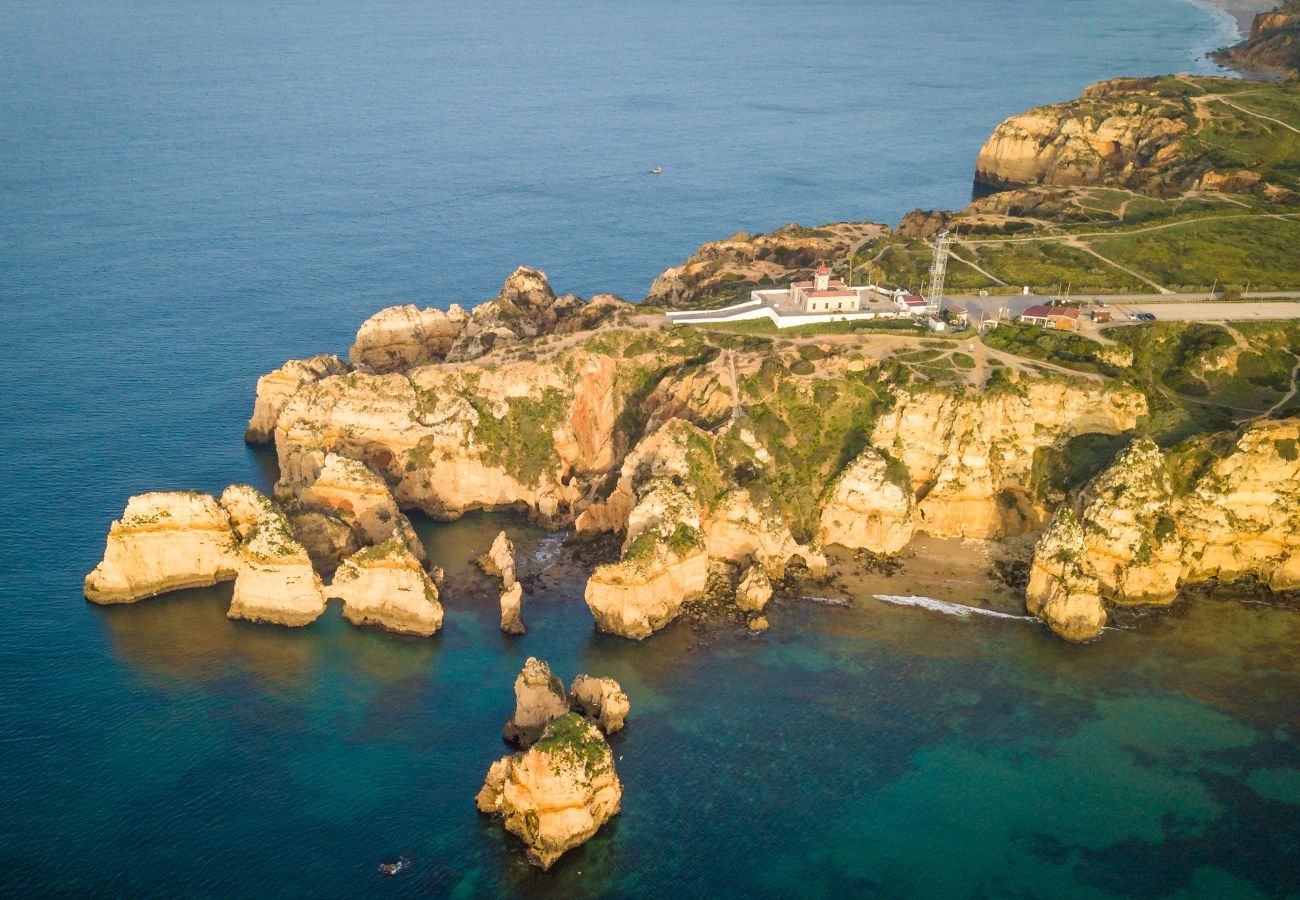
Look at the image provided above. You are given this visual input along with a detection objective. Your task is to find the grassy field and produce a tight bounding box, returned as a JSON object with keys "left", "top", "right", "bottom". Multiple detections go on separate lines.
{"left": 1089, "top": 215, "right": 1300, "bottom": 292}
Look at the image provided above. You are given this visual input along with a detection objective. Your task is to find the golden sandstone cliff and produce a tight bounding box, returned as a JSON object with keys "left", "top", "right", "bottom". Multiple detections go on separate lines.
{"left": 974, "top": 76, "right": 1300, "bottom": 199}
{"left": 477, "top": 712, "right": 623, "bottom": 870}
{"left": 89, "top": 259, "right": 1299, "bottom": 648}
{"left": 1028, "top": 422, "right": 1300, "bottom": 641}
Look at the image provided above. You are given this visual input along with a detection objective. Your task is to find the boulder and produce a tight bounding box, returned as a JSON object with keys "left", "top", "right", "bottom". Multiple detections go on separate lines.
{"left": 85, "top": 492, "right": 239, "bottom": 603}
{"left": 503, "top": 657, "right": 570, "bottom": 747}
{"left": 476, "top": 713, "right": 622, "bottom": 870}
{"left": 329, "top": 538, "right": 444, "bottom": 636}
{"left": 568, "top": 675, "right": 630, "bottom": 735}
{"left": 735, "top": 565, "right": 773, "bottom": 614}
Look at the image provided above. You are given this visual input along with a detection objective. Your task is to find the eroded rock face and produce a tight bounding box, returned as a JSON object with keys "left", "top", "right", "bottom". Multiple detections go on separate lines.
{"left": 569, "top": 675, "right": 630, "bottom": 735}
{"left": 85, "top": 492, "right": 239, "bottom": 603}
{"left": 499, "top": 582, "right": 525, "bottom": 635}
{"left": 819, "top": 447, "right": 916, "bottom": 554}
{"left": 503, "top": 657, "right": 570, "bottom": 747}
{"left": 329, "top": 538, "right": 443, "bottom": 636}
{"left": 1025, "top": 508, "right": 1108, "bottom": 642}
{"left": 1178, "top": 419, "right": 1300, "bottom": 591}
{"left": 291, "top": 453, "right": 427, "bottom": 568}
{"left": 245, "top": 355, "right": 349, "bottom": 444}
{"left": 221, "top": 486, "right": 328, "bottom": 627}
{"left": 446, "top": 267, "right": 598, "bottom": 362}
{"left": 580, "top": 419, "right": 819, "bottom": 638}
{"left": 349, "top": 304, "right": 469, "bottom": 373}
{"left": 871, "top": 381, "right": 1146, "bottom": 541}
{"left": 476, "top": 712, "right": 622, "bottom": 870}
{"left": 272, "top": 354, "right": 619, "bottom": 524}
{"left": 975, "top": 80, "right": 1190, "bottom": 193}
{"left": 1026, "top": 423, "right": 1300, "bottom": 641}
{"left": 477, "top": 530, "right": 517, "bottom": 587}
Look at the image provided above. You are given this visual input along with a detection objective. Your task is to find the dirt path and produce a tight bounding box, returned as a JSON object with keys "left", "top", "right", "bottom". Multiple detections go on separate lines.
{"left": 1066, "top": 239, "right": 1172, "bottom": 294}
{"left": 1261, "top": 355, "right": 1300, "bottom": 419}
{"left": 961, "top": 212, "right": 1300, "bottom": 245}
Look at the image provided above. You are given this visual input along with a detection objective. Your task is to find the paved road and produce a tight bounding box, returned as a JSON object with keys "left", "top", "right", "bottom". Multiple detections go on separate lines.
{"left": 951, "top": 292, "right": 1300, "bottom": 322}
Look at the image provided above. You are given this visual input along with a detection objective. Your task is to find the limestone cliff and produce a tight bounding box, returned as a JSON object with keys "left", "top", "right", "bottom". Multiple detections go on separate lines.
{"left": 245, "top": 355, "right": 348, "bottom": 444}
{"left": 85, "top": 492, "right": 239, "bottom": 603}
{"left": 645, "top": 221, "right": 886, "bottom": 309}
{"left": 974, "top": 76, "right": 1300, "bottom": 198}
{"left": 290, "top": 452, "right": 427, "bottom": 569}
{"left": 1026, "top": 422, "right": 1300, "bottom": 641}
{"left": 1214, "top": 2, "right": 1300, "bottom": 79}
{"left": 476, "top": 712, "right": 622, "bottom": 870}
{"left": 329, "top": 538, "right": 443, "bottom": 636}
{"left": 476, "top": 530, "right": 524, "bottom": 633}
{"left": 221, "top": 486, "right": 328, "bottom": 627}
{"left": 272, "top": 352, "right": 624, "bottom": 524}
{"left": 869, "top": 380, "right": 1146, "bottom": 541}
{"left": 349, "top": 304, "right": 469, "bottom": 373}
{"left": 818, "top": 448, "right": 916, "bottom": 554}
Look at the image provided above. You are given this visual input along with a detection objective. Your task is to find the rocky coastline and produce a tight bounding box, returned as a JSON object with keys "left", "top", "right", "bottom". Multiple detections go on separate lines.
{"left": 87, "top": 72, "right": 1298, "bottom": 656}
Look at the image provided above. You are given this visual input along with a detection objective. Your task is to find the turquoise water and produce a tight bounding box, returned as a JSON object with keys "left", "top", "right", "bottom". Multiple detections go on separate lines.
{"left": 4, "top": 0, "right": 1297, "bottom": 896}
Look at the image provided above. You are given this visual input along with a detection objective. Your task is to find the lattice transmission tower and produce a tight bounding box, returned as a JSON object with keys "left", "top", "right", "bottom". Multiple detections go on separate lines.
{"left": 927, "top": 230, "right": 952, "bottom": 310}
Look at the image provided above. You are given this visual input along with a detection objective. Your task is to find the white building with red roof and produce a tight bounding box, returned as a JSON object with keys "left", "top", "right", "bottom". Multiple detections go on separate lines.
{"left": 789, "top": 265, "right": 861, "bottom": 313}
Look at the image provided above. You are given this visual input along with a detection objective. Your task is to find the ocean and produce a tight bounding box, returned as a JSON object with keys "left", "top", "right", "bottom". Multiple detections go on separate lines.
{"left": 3, "top": 0, "right": 1296, "bottom": 896}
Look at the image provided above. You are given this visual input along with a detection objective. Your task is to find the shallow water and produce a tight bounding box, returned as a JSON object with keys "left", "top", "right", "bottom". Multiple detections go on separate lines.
{"left": 3, "top": 0, "right": 1297, "bottom": 896}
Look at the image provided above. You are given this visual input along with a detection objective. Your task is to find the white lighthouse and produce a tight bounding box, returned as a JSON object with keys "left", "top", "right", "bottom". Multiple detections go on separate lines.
{"left": 813, "top": 264, "right": 830, "bottom": 291}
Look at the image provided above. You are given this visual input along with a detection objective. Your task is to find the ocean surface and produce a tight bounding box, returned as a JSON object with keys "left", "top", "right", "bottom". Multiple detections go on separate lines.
{"left": 3, "top": 0, "right": 1296, "bottom": 896}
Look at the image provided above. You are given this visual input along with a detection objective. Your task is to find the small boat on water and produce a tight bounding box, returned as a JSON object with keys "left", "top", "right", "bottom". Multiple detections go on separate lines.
{"left": 650, "top": 166, "right": 662, "bottom": 174}
{"left": 378, "top": 855, "right": 411, "bottom": 877}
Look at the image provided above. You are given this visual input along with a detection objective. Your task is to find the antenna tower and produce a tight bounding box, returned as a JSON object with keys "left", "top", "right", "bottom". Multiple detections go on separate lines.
{"left": 927, "top": 231, "right": 951, "bottom": 310}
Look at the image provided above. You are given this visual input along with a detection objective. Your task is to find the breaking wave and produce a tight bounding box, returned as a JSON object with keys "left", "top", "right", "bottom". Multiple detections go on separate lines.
{"left": 528, "top": 533, "right": 567, "bottom": 574}
{"left": 872, "top": 594, "right": 1035, "bottom": 622}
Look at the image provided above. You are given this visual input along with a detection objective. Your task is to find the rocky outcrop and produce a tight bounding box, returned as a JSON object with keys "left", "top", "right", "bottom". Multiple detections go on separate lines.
{"left": 975, "top": 79, "right": 1190, "bottom": 194}
{"left": 85, "top": 492, "right": 239, "bottom": 603}
{"left": 349, "top": 304, "right": 469, "bottom": 373}
{"left": 503, "top": 657, "right": 571, "bottom": 748}
{"left": 568, "top": 675, "right": 630, "bottom": 735}
{"left": 1026, "top": 422, "right": 1300, "bottom": 641}
{"left": 477, "top": 531, "right": 524, "bottom": 634}
{"left": 896, "top": 209, "right": 954, "bottom": 239}
{"left": 735, "top": 565, "right": 773, "bottom": 614}
{"left": 818, "top": 448, "right": 916, "bottom": 554}
{"left": 445, "top": 267, "right": 613, "bottom": 362}
{"left": 1214, "top": 2, "right": 1300, "bottom": 79}
{"left": 476, "top": 712, "right": 622, "bottom": 870}
{"left": 476, "top": 530, "right": 517, "bottom": 585}
{"left": 221, "top": 486, "right": 328, "bottom": 627}
{"left": 245, "top": 355, "right": 348, "bottom": 444}
{"left": 645, "top": 222, "right": 886, "bottom": 309}
{"left": 1025, "top": 508, "right": 1108, "bottom": 642}
{"left": 272, "top": 353, "right": 622, "bottom": 525}
{"left": 580, "top": 418, "right": 819, "bottom": 638}
{"left": 1178, "top": 419, "right": 1300, "bottom": 590}
{"left": 290, "top": 453, "right": 427, "bottom": 569}
{"left": 499, "top": 582, "right": 525, "bottom": 635}
{"left": 871, "top": 381, "right": 1145, "bottom": 542}
{"left": 329, "top": 538, "right": 444, "bottom": 636}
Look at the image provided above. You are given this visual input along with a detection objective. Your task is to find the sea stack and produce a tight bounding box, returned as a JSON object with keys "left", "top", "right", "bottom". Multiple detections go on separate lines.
{"left": 478, "top": 530, "right": 525, "bottom": 634}
{"left": 502, "top": 657, "right": 570, "bottom": 747}
{"left": 476, "top": 712, "right": 623, "bottom": 870}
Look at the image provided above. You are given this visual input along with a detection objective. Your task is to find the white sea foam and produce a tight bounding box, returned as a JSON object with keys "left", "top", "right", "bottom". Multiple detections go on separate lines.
{"left": 528, "top": 533, "right": 567, "bottom": 574}
{"left": 872, "top": 594, "right": 1034, "bottom": 622}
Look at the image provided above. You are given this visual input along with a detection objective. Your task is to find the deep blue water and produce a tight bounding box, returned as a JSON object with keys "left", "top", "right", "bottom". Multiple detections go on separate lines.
{"left": 5, "top": 0, "right": 1298, "bottom": 896}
